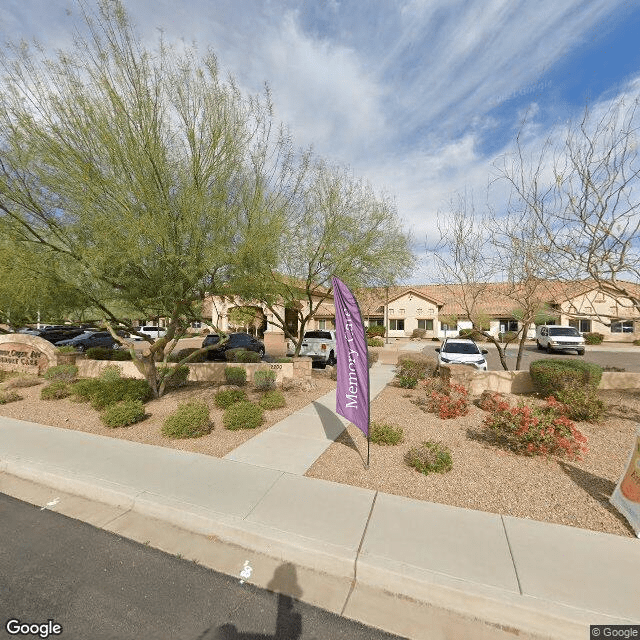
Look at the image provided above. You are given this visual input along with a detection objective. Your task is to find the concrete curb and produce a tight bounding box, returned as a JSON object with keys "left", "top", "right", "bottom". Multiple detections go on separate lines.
{"left": 0, "top": 460, "right": 625, "bottom": 640}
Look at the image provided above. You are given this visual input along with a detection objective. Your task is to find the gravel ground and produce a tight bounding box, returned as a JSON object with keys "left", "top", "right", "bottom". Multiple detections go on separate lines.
{"left": 1, "top": 367, "right": 637, "bottom": 538}
{"left": 306, "top": 384, "right": 639, "bottom": 538}
{"left": 0, "top": 371, "right": 335, "bottom": 458}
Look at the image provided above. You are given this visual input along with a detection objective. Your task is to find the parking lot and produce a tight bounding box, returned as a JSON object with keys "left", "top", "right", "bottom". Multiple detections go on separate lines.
{"left": 420, "top": 341, "right": 640, "bottom": 372}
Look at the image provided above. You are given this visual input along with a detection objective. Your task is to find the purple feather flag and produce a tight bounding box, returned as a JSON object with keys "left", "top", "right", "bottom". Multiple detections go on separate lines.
{"left": 332, "top": 276, "right": 370, "bottom": 437}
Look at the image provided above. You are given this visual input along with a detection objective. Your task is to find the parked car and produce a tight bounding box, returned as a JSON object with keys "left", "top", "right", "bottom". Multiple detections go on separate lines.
{"left": 55, "top": 330, "right": 120, "bottom": 352}
{"left": 34, "top": 326, "right": 87, "bottom": 345}
{"left": 435, "top": 338, "right": 488, "bottom": 371}
{"left": 536, "top": 325, "right": 585, "bottom": 355}
{"left": 135, "top": 325, "right": 167, "bottom": 339}
{"left": 299, "top": 330, "right": 337, "bottom": 367}
{"left": 202, "top": 332, "right": 265, "bottom": 361}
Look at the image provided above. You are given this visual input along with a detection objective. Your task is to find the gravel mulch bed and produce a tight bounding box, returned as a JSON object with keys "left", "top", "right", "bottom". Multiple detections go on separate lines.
{"left": 0, "top": 371, "right": 335, "bottom": 458}
{"left": 306, "top": 384, "right": 639, "bottom": 538}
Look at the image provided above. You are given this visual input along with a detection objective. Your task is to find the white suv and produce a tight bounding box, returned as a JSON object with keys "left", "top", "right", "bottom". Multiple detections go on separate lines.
{"left": 435, "top": 338, "right": 488, "bottom": 371}
{"left": 536, "top": 325, "right": 585, "bottom": 355}
{"left": 135, "top": 325, "right": 167, "bottom": 339}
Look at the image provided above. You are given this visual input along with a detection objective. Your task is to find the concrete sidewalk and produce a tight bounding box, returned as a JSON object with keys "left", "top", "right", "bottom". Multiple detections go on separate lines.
{"left": 1, "top": 365, "right": 639, "bottom": 640}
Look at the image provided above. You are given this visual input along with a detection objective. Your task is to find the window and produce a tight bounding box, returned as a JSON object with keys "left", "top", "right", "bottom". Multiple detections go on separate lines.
{"left": 317, "top": 319, "right": 326, "bottom": 330}
{"left": 569, "top": 319, "right": 592, "bottom": 333}
{"left": 499, "top": 319, "right": 518, "bottom": 332}
{"left": 372, "top": 318, "right": 384, "bottom": 326}
{"left": 595, "top": 291, "right": 605, "bottom": 302}
{"left": 191, "top": 321, "right": 202, "bottom": 329}
{"left": 611, "top": 320, "right": 634, "bottom": 333}
{"left": 389, "top": 319, "right": 404, "bottom": 331}
{"left": 399, "top": 308, "right": 405, "bottom": 315}
{"left": 416, "top": 308, "right": 423, "bottom": 315}
{"left": 417, "top": 319, "right": 434, "bottom": 330}
{"left": 388, "top": 308, "right": 394, "bottom": 315}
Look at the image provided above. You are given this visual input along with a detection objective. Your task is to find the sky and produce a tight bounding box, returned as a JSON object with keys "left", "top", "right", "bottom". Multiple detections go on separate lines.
{"left": 2, "top": 0, "right": 640, "bottom": 283}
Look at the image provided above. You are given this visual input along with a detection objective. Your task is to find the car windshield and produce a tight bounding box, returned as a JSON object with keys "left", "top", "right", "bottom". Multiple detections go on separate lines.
{"left": 442, "top": 342, "right": 480, "bottom": 354}
{"left": 304, "top": 331, "right": 332, "bottom": 339}
{"left": 76, "top": 331, "right": 96, "bottom": 338}
{"left": 548, "top": 327, "right": 580, "bottom": 337}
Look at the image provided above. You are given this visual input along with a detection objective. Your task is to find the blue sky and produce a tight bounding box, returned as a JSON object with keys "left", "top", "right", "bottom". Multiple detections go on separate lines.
{"left": 2, "top": 0, "right": 640, "bottom": 283}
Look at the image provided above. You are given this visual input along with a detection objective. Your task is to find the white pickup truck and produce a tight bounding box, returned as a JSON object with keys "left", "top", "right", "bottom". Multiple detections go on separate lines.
{"left": 536, "top": 325, "right": 586, "bottom": 355}
{"left": 299, "top": 330, "right": 337, "bottom": 367}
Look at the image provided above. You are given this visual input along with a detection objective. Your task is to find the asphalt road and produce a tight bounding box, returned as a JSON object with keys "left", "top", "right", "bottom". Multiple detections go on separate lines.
{"left": 0, "top": 493, "right": 404, "bottom": 640}
{"left": 422, "top": 342, "right": 640, "bottom": 372}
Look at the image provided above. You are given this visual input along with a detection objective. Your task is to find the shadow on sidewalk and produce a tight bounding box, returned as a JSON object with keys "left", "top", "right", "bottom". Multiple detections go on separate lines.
{"left": 557, "top": 461, "right": 637, "bottom": 536}
{"left": 200, "top": 563, "right": 303, "bottom": 640}
{"left": 312, "top": 401, "right": 348, "bottom": 440}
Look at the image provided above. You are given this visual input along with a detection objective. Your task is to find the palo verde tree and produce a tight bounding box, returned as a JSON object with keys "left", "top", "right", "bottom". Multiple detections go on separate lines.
{"left": 236, "top": 159, "right": 415, "bottom": 354}
{"left": 0, "top": 0, "right": 300, "bottom": 396}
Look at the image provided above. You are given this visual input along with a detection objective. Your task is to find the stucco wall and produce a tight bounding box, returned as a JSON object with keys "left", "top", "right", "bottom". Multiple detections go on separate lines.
{"left": 387, "top": 292, "right": 438, "bottom": 337}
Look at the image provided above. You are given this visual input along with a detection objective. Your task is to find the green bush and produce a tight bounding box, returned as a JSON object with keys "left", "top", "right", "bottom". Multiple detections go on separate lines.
{"left": 162, "top": 401, "right": 212, "bottom": 438}
{"left": 369, "top": 421, "right": 403, "bottom": 445}
{"left": 41, "top": 381, "right": 71, "bottom": 400}
{"left": 0, "top": 390, "right": 22, "bottom": 404}
{"left": 56, "top": 345, "right": 77, "bottom": 354}
{"left": 71, "top": 378, "right": 102, "bottom": 402}
{"left": 458, "top": 328, "right": 486, "bottom": 341}
{"left": 633, "top": 339, "right": 640, "bottom": 346}
{"left": 89, "top": 378, "right": 153, "bottom": 410}
{"left": 44, "top": 364, "right": 78, "bottom": 383}
{"left": 275, "top": 357, "right": 293, "bottom": 363}
{"left": 258, "top": 390, "right": 286, "bottom": 409}
{"left": 411, "top": 328, "right": 427, "bottom": 339}
{"left": 529, "top": 359, "right": 603, "bottom": 397}
{"left": 367, "top": 337, "right": 384, "bottom": 347}
{"left": 224, "top": 366, "right": 247, "bottom": 386}
{"left": 366, "top": 325, "right": 385, "bottom": 338}
{"left": 584, "top": 332, "right": 604, "bottom": 344}
{"left": 223, "top": 401, "right": 264, "bottom": 430}
{"left": 86, "top": 347, "right": 131, "bottom": 361}
{"left": 405, "top": 441, "right": 453, "bottom": 475}
{"left": 395, "top": 353, "right": 437, "bottom": 387}
{"left": 500, "top": 330, "right": 518, "bottom": 343}
{"left": 167, "top": 348, "right": 206, "bottom": 363}
{"left": 0, "top": 371, "right": 17, "bottom": 384}
{"left": 214, "top": 388, "right": 247, "bottom": 408}
{"left": 101, "top": 399, "right": 145, "bottom": 428}
{"left": 254, "top": 369, "right": 276, "bottom": 391}
{"left": 100, "top": 364, "right": 122, "bottom": 383}
{"left": 225, "top": 348, "right": 258, "bottom": 362}
{"left": 157, "top": 365, "right": 190, "bottom": 390}
{"left": 1, "top": 374, "right": 42, "bottom": 389}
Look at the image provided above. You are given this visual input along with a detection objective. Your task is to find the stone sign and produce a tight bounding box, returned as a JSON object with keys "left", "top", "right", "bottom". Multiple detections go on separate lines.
{"left": 0, "top": 335, "right": 55, "bottom": 375}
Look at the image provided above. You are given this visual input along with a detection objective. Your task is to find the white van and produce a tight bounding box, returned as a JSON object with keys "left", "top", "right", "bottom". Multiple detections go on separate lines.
{"left": 536, "top": 325, "right": 585, "bottom": 355}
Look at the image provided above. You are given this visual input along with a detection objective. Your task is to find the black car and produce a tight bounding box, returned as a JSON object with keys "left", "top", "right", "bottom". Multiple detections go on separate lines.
{"left": 202, "top": 333, "right": 265, "bottom": 361}
{"left": 34, "top": 326, "right": 87, "bottom": 344}
{"left": 55, "top": 330, "right": 119, "bottom": 352}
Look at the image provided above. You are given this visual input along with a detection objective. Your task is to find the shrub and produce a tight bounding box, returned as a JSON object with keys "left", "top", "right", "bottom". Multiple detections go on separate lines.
{"left": 411, "top": 328, "right": 427, "bottom": 339}
{"left": 157, "top": 365, "right": 190, "bottom": 390}
{"left": 89, "top": 378, "right": 153, "bottom": 410}
{"left": 110, "top": 349, "right": 133, "bottom": 361}
{"left": 396, "top": 353, "right": 438, "bottom": 384}
{"left": 239, "top": 350, "right": 261, "bottom": 363}
{"left": 100, "top": 364, "right": 122, "bottom": 383}
{"left": 0, "top": 371, "right": 17, "bottom": 384}
{"left": 529, "top": 359, "right": 603, "bottom": 398}
{"left": 458, "top": 328, "right": 486, "bottom": 342}
{"left": 254, "top": 369, "right": 276, "bottom": 391}
{"left": 2, "top": 374, "right": 42, "bottom": 389}
{"left": 169, "top": 348, "right": 206, "bottom": 363}
{"left": 101, "top": 399, "right": 145, "bottom": 428}
{"left": 483, "top": 400, "right": 588, "bottom": 460}
{"left": 41, "top": 381, "right": 71, "bottom": 400}
{"left": 258, "top": 390, "right": 286, "bottom": 410}
{"left": 405, "top": 441, "right": 453, "bottom": 475}
{"left": 584, "top": 332, "right": 604, "bottom": 345}
{"left": 0, "top": 390, "right": 22, "bottom": 404}
{"left": 368, "top": 351, "right": 379, "bottom": 368}
{"left": 477, "top": 391, "right": 509, "bottom": 412}
{"left": 224, "top": 366, "right": 247, "bottom": 386}
{"left": 546, "top": 386, "right": 605, "bottom": 422}
{"left": 56, "top": 345, "right": 77, "bottom": 354}
{"left": 214, "top": 388, "right": 247, "bottom": 408}
{"left": 634, "top": 339, "right": 640, "bottom": 346}
{"left": 275, "top": 357, "right": 292, "bottom": 363}
{"left": 367, "top": 337, "right": 384, "bottom": 347}
{"left": 369, "top": 421, "right": 403, "bottom": 445}
{"left": 398, "top": 375, "right": 418, "bottom": 389}
{"left": 44, "top": 364, "right": 78, "bottom": 383}
{"left": 86, "top": 347, "right": 112, "bottom": 360}
{"left": 162, "top": 401, "right": 212, "bottom": 438}
{"left": 225, "top": 348, "right": 248, "bottom": 362}
{"left": 71, "top": 378, "right": 102, "bottom": 402}
{"left": 223, "top": 401, "right": 264, "bottom": 430}
{"left": 422, "top": 378, "right": 469, "bottom": 419}
{"left": 366, "top": 325, "right": 385, "bottom": 338}
{"left": 500, "top": 331, "right": 518, "bottom": 343}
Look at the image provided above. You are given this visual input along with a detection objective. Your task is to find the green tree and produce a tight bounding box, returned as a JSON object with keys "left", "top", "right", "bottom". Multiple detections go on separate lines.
{"left": 0, "top": 0, "right": 299, "bottom": 395}
{"left": 237, "top": 160, "right": 415, "bottom": 354}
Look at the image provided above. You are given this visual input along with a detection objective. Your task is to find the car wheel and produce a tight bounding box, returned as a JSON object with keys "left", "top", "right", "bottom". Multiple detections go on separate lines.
{"left": 536, "top": 341, "right": 542, "bottom": 351}
{"left": 259, "top": 348, "right": 265, "bottom": 358}
{"left": 327, "top": 351, "right": 336, "bottom": 366}
{"left": 546, "top": 344, "right": 552, "bottom": 354}
{"left": 578, "top": 350, "right": 585, "bottom": 356}
{"left": 76, "top": 345, "right": 85, "bottom": 352}
{"left": 111, "top": 342, "right": 120, "bottom": 350}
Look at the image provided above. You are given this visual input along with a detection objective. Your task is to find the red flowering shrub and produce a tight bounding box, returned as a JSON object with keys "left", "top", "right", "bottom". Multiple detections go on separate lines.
{"left": 477, "top": 391, "right": 509, "bottom": 412}
{"left": 483, "top": 400, "right": 588, "bottom": 461}
{"left": 423, "top": 378, "right": 469, "bottom": 419}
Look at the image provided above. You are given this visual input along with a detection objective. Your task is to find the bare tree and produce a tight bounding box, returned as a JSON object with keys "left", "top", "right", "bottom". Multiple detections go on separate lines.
{"left": 497, "top": 97, "right": 640, "bottom": 321}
